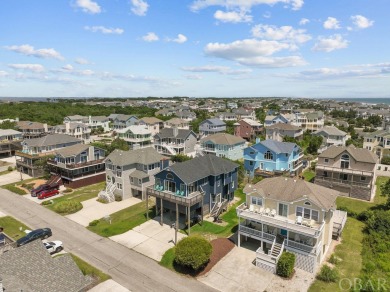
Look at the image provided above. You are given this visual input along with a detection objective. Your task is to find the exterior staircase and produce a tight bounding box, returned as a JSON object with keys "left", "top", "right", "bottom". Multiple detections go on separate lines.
{"left": 210, "top": 199, "right": 228, "bottom": 220}
{"left": 47, "top": 174, "right": 61, "bottom": 185}
{"left": 270, "top": 236, "right": 285, "bottom": 260}
{"left": 98, "top": 182, "right": 116, "bottom": 203}
{"left": 162, "top": 144, "right": 176, "bottom": 155}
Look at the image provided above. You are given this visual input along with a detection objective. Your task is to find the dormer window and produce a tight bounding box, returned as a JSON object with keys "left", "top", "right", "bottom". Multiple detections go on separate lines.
{"left": 264, "top": 151, "right": 273, "bottom": 160}
{"left": 340, "top": 154, "right": 350, "bottom": 169}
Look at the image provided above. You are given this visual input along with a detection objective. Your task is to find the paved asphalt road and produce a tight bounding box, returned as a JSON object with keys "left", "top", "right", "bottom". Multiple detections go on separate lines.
{"left": 0, "top": 189, "right": 217, "bottom": 292}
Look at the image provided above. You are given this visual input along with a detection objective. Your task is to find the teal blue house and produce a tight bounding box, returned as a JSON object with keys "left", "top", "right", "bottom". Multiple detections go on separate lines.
{"left": 244, "top": 139, "right": 303, "bottom": 177}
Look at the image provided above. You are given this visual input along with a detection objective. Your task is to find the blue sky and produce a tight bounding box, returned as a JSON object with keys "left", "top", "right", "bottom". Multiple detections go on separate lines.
{"left": 0, "top": 0, "right": 389, "bottom": 98}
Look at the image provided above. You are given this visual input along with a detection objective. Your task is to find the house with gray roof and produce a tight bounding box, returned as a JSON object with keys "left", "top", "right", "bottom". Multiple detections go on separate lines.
{"left": 153, "top": 128, "right": 197, "bottom": 156}
{"left": 47, "top": 144, "right": 106, "bottom": 188}
{"left": 164, "top": 118, "right": 190, "bottom": 130}
{"left": 0, "top": 240, "right": 92, "bottom": 292}
{"left": 147, "top": 155, "right": 238, "bottom": 223}
{"left": 199, "top": 133, "right": 246, "bottom": 160}
{"left": 0, "top": 129, "right": 22, "bottom": 157}
{"left": 100, "top": 147, "right": 169, "bottom": 201}
{"left": 265, "top": 123, "right": 303, "bottom": 142}
{"left": 315, "top": 145, "right": 378, "bottom": 201}
{"left": 53, "top": 122, "right": 91, "bottom": 143}
{"left": 313, "top": 126, "right": 347, "bottom": 152}
{"left": 363, "top": 124, "right": 390, "bottom": 160}
{"left": 237, "top": 177, "right": 346, "bottom": 274}
{"left": 112, "top": 114, "right": 138, "bottom": 130}
{"left": 137, "top": 117, "right": 163, "bottom": 136}
{"left": 16, "top": 121, "right": 52, "bottom": 139}
{"left": 16, "top": 134, "right": 83, "bottom": 177}
{"left": 291, "top": 111, "right": 324, "bottom": 132}
{"left": 199, "top": 118, "right": 226, "bottom": 137}
{"left": 244, "top": 139, "right": 303, "bottom": 177}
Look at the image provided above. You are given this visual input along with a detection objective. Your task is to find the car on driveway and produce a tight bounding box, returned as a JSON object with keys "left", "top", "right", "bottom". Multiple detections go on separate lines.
{"left": 31, "top": 183, "right": 59, "bottom": 197}
{"left": 16, "top": 228, "right": 52, "bottom": 246}
{"left": 37, "top": 189, "right": 59, "bottom": 200}
{"left": 44, "top": 240, "right": 63, "bottom": 254}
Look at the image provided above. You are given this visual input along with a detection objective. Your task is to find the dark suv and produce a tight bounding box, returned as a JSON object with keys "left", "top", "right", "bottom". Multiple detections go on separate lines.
{"left": 16, "top": 228, "right": 52, "bottom": 246}
{"left": 31, "top": 184, "right": 59, "bottom": 197}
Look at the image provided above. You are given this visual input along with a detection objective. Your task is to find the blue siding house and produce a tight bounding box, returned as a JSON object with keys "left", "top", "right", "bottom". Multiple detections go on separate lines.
{"left": 199, "top": 118, "right": 226, "bottom": 137}
{"left": 146, "top": 155, "right": 238, "bottom": 220}
{"left": 244, "top": 139, "right": 303, "bottom": 177}
{"left": 264, "top": 114, "right": 290, "bottom": 126}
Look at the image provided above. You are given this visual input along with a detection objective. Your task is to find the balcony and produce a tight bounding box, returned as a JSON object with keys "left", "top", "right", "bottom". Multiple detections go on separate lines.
{"left": 146, "top": 186, "right": 204, "bottom": 207}
{"left": 47, "top": 158, "right": 105, "bottom": 169}
{"left": 120, "top": 136, "right": 151, "bottom": 143}
{"left": 316, "top": 165, "right": 374, "bottom": 177}
{"left": 16, "top": 150, "right": 56, "bottom": 158}
{"left": 315, "top": 175, "right": 372, "bottom": 188}
{"left": 155, "top": 142, "right": 185, "bottom": 148}
{"left": 237, "top": 203, "right": 324, "bottom": 237}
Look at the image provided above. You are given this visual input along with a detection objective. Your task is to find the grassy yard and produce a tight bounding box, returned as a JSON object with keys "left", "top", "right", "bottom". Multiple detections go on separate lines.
{"left": 87, "top": 200, "right": 156, "bottom": 237}
{"left": 1, "top": 177, "right": 39, "bottom": 195}
{"left": 0, "top": 216, "right": 31, "bottom": 240}
{"left": 70, "top": 254, "right": 111, "bottom": 284}
{"left": 160, "top": 247, "right": 176, "bottom": 271}
{"left": 46, "top": 182, "right": 105, "bottom": 213}
{"left": 302, "top": 170, "right": 315, "bottom": 182}
{"left": 184, "top": 188, "right": 245, "bottom": 238}
{"left": 0, "top": 169, "right": 13, "bottom": 176}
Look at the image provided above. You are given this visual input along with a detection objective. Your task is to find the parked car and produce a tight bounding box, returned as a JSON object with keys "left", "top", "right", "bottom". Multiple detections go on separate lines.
{"left": 31, "top": 183, "right": 59, "bottom": 197}
{"left": 16, "top": 228, "right": 52, "bottom": 247}
{"left": 44, "top": 241, "right": 63, "bottom": 254}
{"left": 37, "top": 189, "right": 59, "bottom": 200}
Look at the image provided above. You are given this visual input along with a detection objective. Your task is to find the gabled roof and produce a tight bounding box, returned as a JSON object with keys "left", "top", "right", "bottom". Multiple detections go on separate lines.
{"left": 244, "top": 177, "right": 339, "bottom": 210}
{"left": 163, "top": 155, "right": 238, "bottom": 184}
{"left": 0, "top": 240, "right": 92, "bottom": 292}
{"left": 65, "top": 115, "right": 86, "bottom": 121}
{"left": 165, "top": 118, "right": 188, "bottom": 125}
{"left": 90, "top": 116, "right": 109, "bottom": 122}
{"left": 138, "top": 117, "right": 163, "bottom": 124}
{"left": 319, "top": 145, "right": 378, "bottom": 164}
{"left": 240, "top": 118, "right": 261, "bottom": 126}
{"left": 154, "top": 128, "right": 195, "bottom": 139}
{"left": 23, "top": 134, "right": 82, "bottom": 147}
{"left": 313, "top": 126, "right": 347, "bottom": 136}
{"left": 17, "top": 121, "right": 50, "bottom": 130}
{"left": 0, "top": 129, "right": 22, "bottom": 136}
{"left": 200, "top": 133, "right": 245, "bottom": 146}
{"left": 201, "top": 118, "right": 226, "bottom": 126}
{"left": 105, "top": 147, "right": 165, "bottom": 166}
{"left": 250, "top": 139, "right": 298, "bottom": 154}
{"left": 266, "top": 123, "right": 301, "bottom": 131}
{"left": 116, "top": 125, "right": 151, "bottom": 135}
{"left": 114, "top": 114, "right": 138, "bottom": 122}
{"left": 55, "top": 144, "right": 93, "bottom": 157}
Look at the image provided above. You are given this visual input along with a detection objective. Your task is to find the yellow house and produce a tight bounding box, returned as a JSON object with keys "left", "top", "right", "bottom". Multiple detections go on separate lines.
{"left": 237, "top": 177, "right": 347, "bottom": 273}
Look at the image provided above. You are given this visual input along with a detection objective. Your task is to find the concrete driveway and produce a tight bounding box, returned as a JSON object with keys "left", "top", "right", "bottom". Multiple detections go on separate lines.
{"left": 88, "top": 279, "right": 130, "bottom": 292}
{"left": 66, "top": 197, "right": 142, "bottom": 227}
{"left": 110, "top": 217, "right": 187, "bottom": 262}
{"left": 199, "top": 244, "right": 314, "bottom": 292}
{"left": 0, "top": 170, "right": 32, "bottom": 186}
{"left": 24, "top": 192, "right": 64, "bottom": 204}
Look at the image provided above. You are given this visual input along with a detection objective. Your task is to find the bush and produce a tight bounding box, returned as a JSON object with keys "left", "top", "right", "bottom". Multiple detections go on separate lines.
{"left": 251, "top": 176, "right": 263, "bottom": 184}
{"left": 114, "top": 193, "right": 122, "bottom": 202}
{"left": 316, "top": 265, "right": 339, "bottom": 283}
{"left": 41, "top": 200, "right": 53, "bottom": 206}
{"left": 7, "top": 166, "right": 13, "bottom": 172}
{"left": 276, "top": 252, "right": 296, "bottom": 278}
{"left": 337, "top": 206, "right": 358, "bottom": 218}
{"left": 53, "top": 200, "right": 82, "bottom": 214}
{"left": 328, "top": 254, "right": 340, "bottom": 265}
{"left": 97, "top": 198, "right": 108, "bottom": 204}
{"left": 4, "top": 185, "right": 27, "bottom": 195}
{"left": 63, "top": 188, "right": 73, "bottom": 193}
{"left": 174, "top": 236, "right": 212, "bottom": 271}
{"left": 89, "top": 220, "right": 100, "bottom": 227}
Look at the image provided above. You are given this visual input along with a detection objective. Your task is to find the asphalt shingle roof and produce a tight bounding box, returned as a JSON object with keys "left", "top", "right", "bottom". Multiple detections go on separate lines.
{"left": 23, "top": 134, "right": 82, "bottom": 147}
{"left": 106, "top": 147, "right": 166, "bottom": 166}
{"left": 313, "top": 126, "right": 347, "bottom": 136}
{"left": 55, "top": 144, "right": 92, "bottom": 157}
{"left": 0, "top": 129, "right": 22, "bottom": 136}
{"left": 154, "top": 128, "right": 194, "bottom": 139}
{"left": 166, "top": 155, "right": 238, "bottom": 184}
{"left": 200, "top": 133, "right": 245, "bottom": 145}
{"left": 201, "top": 118, "right": 226, "bottom": 126}
{"left": 266, "top": 123, "right": 301, "bottom": 131}
{"left": 254, "top": 139, "right": 298, "bottom": 154}
{"left": 318, "top": 145, "right": 378, "bottom": 164}
{"left": 244, "top": 177, "right": 340, "bottom": 210}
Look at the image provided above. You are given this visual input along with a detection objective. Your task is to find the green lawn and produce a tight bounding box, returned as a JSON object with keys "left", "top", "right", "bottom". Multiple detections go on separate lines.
{"left": 87, "top": 200, "right": 156, "bottom": 237}
{"left": 302, "top": 170, "right": 315, "bottom": 182}
{"left": 70, "top": 254, "right": 111, "bottom": 284}
{"left": 309, "top": 218, "right": 365, "bottom": 292}
{"left": 0, "top": 169, "right": 13, "bottom": 176}
{"left": 160, "top": 247, "right": 176, "bottom": 271}
{"left": 0, "top": 216, "right": 31, "bottom": 240}
{"left": 46, "top": 182, "right": 105, "bottom": 213}
{"left": 1, "top": 177, "right": 39, "bottom": 195}
{"left": 185, "top": 188, "right": 245, "bottom": 238}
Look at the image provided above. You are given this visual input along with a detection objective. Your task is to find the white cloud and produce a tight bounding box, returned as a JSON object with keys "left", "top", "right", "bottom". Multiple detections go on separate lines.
{"left": 299, "top": 18, "right": 309, "bottom": 25}
{"left": 323, "top": 17, "right": 341, "bottom": 29}
{"left": 312, "top": 34, "right": 349, "bottom": 52}
{"left": 75, "top": 58, "right": 90, "bottom": 65}
{"left": 169, "top": 34, "right": 188, "bottom": 44}
{"left": 184, "top": 74, "right": 203, "bottom": 80}
{"left": 190, "top": 0, "right": 304, "bottom": 12}
{"left": 8, "top": 64, "right": 45, "bottom": 73}
{"left": 351, "top": 15, "right": 374, "bottom": 29}
{"left": 263, "top": 11, "right": 271, "bottom": 19}
{"left": 74, "top": 0, "right": 101, "bottom": 14}
{"left": 4, "top": 44, "right": 64, "bottom": 60}
{"left": 142, "top": 32, "right": 159, "bottom": 42}
{"left": 251, "top": 24, "right": 311, "bottom": 44}
{"left": 214, "top": 10, "right": 252, "bottom": 23}
{"left": 84, "top": 26, "right": 124, "bottom": 34}
{"left": 131, "top": 0, "right": 149, "bottom": 16}
{"left": 79, "top": 69, "right": 94, "bottom": 76}
{"left": 62, "top": 64, "right": 74, "bottom": 71}
{"left": 0, "top": 71, "right": 8, "bottom": 77}
{"left": 181, "top": 65, "right": 252, "bottom": 75}
{"left": 204, "top": 39, "right": 306, "bottom": 67}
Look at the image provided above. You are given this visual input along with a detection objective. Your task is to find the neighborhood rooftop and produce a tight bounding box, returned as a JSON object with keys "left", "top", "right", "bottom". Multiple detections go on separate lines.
{"left": 23, "top": 134, "right": 82, "bottom": 147}
{"left": 105, "top": 147, "right": 165, "bottom": 166}
{"left": 318, "top": 145, "right": 378, "bottom": 164}
{"left": 200, "top": 133, "right": 245, "bottom": 145}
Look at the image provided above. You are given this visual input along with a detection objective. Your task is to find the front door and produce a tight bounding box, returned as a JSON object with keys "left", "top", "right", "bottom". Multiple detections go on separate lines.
{"left": 164, "top": 180, "right": 176, "bottom": 193}
{"left": 280, "top": 229, "right": 288, "bottom": 238}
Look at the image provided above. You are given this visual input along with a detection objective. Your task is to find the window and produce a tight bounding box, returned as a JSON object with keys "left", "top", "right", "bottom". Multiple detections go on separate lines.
{"left": 130, "top": 177, "right": 134, "bottom": 183}
{"left": 304, "top": 208, "right": 311, "bottom": 219}
{"left": 323, "top": 171, "right": 328, "bottom": 177}
{"left": 340, "top": 173, "right": 348, "bottom": 180}
{"left": 278, "top": 203, "right": 288, "bottom": 217}
{"left": 311, "top": 210, "right": 319, "bottom": 221}
{"left": 264, "top": 151, "right": 273, "bottom": 160}
{"left": 304, "top": 201, "right": 311, "bottom": 206}
{"left": 251, "top": 196, "right": 262, "bottom": 206}
{"left": 296, "top": 206, "right": 303, "bottom": 217}
{"left": 249, "top": 161, "right": 254, "bottom": 166}
{"left": 217, "top": 180, "right": 220, "bottom": 187}
{"left": 166, "top": 173, "right": 174, "bottom": 180}
{"left": 138, "top": 179, "right": 142, "bottom": 185}
{"left": 116, "top": 183, "right": 122, "bottom": 190}
{"left": 232, "top": 181, "right": 234, "bottom": 188}
{"left": 340, "top": 154, "right": 350, "bottom": 169}
{"left": 324, "top": 158, "right": 329, "bottom": 163}
{"left": 361, "top": 176, "right": 366, "bottom": 181}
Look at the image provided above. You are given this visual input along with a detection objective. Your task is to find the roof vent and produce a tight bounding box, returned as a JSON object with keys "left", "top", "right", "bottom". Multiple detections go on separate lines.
{"left": 293, "top": 179, "right": 296, "bottom": 182}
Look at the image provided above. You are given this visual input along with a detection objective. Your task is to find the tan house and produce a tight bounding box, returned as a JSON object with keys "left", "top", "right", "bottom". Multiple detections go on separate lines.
{"left": 164, "top": 118, "right": 190, "bottom": 130}
{"left": 265, "top": 123, "right": 303, "bottom": 142}
{"left": 315, "top": 145, "right": 378, "bottom": 201}
{"left": 237, "top": 177, "right": 346, "bottom": 274}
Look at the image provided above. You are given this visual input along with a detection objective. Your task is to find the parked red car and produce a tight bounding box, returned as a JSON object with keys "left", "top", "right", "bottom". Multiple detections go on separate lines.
{"left": 31, "top": 183, "right": 60, "bottom": 197}
{"left": 38, "top": 189, "right": 59, "bottom": 200}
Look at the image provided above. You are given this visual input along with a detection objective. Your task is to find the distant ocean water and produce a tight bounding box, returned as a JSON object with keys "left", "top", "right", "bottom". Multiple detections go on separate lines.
{"left": 321, "top": 98, "right": 390, "bottom": 105}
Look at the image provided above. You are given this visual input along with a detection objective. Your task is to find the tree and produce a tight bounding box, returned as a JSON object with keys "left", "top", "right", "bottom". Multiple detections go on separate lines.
{"left": 255, "top": 108, "right": 266, "bottom": 124}
{"left": 174, "top": 236, "right": 212, "bottom": 271}
{"left": 0, "top": 120, "right": 17, "bottom": 130}
{"left": 171, "top": 154, "right": 192, "bottom": 163}
{"left": 306, "top": 136, "right": 323, "bottom": 155}
{"left": 381, "top": 156, "right": 390, "bottom": 165}
{"left": 225, "top": 121, "right": 236, "bottom": 135}
{"left": 110, "top": 138, "right": 129, "bottom": 152}
{"left": 367, "top": 115, "right": 382, "bottom": 127}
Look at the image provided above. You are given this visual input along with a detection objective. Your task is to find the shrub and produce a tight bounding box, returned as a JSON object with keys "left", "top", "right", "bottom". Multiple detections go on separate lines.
{"left": 276, "top": 252, "right": 296, "bottom": 278}
{"left": 174, "top": 236, "right": 212, "bottom": 271}
{"left": 328, "top": 254, "right": 340, "bottom": 265}
{"left": 357, "top": 210, "right": 374, "bottom": 222}
{"left": 251, "top": 176, "right": 263, "bottom": 184}
{"left": 4, "top": 185, "right": 27, "bottom": 195}
{"left": 114, "top": 193, "right": 122, "bottom": 202}
{"left": 89, "top": 220, "right": 100, "bottom": 226}
{"left": 63, "top": 188, "right": 73, "bottom": 193}
{"left": 316, "top": 265, "right": 339, "bottom": 283}
{"left": 42, "top": 200, "right": 53, "bottom": 206}
{"left": 337, "top": 206, "right": 358, "bottom": 218}
{"left": 7, "top": 166, "right": 13, "bottom": 172}
{"left": 53, "top": 200, "right": 82, "bottom": 214}
{"left": 97, "top": 198, "right": 108, "bottom": 204}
